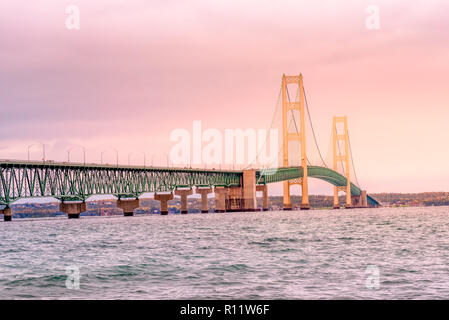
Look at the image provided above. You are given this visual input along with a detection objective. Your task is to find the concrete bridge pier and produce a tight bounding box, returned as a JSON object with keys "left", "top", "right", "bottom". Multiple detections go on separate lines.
{"left": 361, "top": 190, "right": 368, "bottom": 207}
{"left": 154, "top": 193, "right": 173, "bottom": 215}
{"left": 214, "top": 187, "right": 228, "bottom": 213}
{"left": 117, "top": 199, "right": 140, "bottom": 216}
{"left": 175, "top": 188, "right": 193, "bottom": 214}
{"left": 242, "top": 169, "right": 257, "bottom": 211}
{"left": 60, "top": 201, "right": 87, "bottom": 219}
{"left": 256, "top": 185, "right": 269, "bottom": 211}
{"left": 2, "top": 207, "right": 12, "bottom": 221}
{"left": 350, "top": 190, "right": 368, "bottom": 208}
{"left": 226, "top": 187, "right": 242, "bottom": 211}
{"left": 196, "top": 187, "right": 212, "bottom": 213}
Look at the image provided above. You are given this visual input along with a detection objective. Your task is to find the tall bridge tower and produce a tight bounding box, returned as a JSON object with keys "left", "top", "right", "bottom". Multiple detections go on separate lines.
{"left": 332, "top": 116, "right": 352, "bottom": 209}
{"left": 282, "top": 74, "right": 310, "bottom": 210}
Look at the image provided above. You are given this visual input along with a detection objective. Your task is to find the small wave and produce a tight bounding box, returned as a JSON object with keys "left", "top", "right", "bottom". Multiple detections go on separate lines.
{"left": 206, "top": 263, "right": 250, "bottom": 273}
{"left": 248, "top": 241, "right": 270, "bottom": 247}
{"left": 228, "top": 264, "right": 249, "bottom": 271}
{"left": 382, "top": 279, "right": 412, "bottom": 285}
{"left": 396, "top": 268, "right": 418, "bottom": 273}
{"left": 270, "top": 248, "right": 297, "bottom": 253}
{"left": 5, "top": 274, "right": 67, "bottom": 288}
{"left": 264, "top": 237, "right": 299, "bottom": 243}
{"left": 14, "top": 293, "right": 37, "bottom": 299}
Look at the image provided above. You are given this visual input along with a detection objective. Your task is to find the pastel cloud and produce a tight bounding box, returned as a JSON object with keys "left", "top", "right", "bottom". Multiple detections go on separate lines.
{"left": 0, "top": 0, "right": 448, "bottom": 194}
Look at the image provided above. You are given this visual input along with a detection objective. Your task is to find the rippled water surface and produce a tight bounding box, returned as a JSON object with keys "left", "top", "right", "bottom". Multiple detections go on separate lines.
{"left": 1, "top": 206, "right": 449, "bottom": 299}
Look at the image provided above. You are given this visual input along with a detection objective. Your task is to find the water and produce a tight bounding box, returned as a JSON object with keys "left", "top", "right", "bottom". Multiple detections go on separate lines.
{"left": 1, "top": 206, "right": 449, "bottom": 299}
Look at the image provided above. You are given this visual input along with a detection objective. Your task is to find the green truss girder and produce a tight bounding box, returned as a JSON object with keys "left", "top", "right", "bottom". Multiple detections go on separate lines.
{"left": 0, "top": 161, "right": 241, "bottom": 205}
{"left": 256, "top": 166, "right": 380, "bottom": 206}
{"left": 0, "top": 161, "right": 379, "bottom": 207}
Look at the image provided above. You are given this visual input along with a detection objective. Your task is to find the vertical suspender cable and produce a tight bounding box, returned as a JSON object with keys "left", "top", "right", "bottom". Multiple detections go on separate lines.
{"left": 303, "top": 86, "right": 327, "bottom": 168}
{"left": 347, "top": 130, "right": 360, "bottom": 187}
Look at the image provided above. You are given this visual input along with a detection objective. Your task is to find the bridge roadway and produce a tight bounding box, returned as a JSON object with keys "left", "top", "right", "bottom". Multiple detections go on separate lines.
{"left": 0, "top": 160, "right": 380, "bottom": 220}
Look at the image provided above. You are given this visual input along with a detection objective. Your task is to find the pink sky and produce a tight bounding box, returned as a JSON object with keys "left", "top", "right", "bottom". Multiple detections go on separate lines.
{"left": 1, "top": 0, "right": 449, "bottom": 195}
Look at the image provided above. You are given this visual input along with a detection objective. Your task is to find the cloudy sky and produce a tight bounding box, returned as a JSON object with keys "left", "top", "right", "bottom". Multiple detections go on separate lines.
{"left": 1, "top": 0, "right": 448, "bottom": 195}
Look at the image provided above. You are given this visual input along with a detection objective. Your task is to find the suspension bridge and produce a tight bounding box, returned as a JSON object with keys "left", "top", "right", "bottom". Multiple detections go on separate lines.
{"left": 0, "top": 74, "right": 380, "bottom": 221}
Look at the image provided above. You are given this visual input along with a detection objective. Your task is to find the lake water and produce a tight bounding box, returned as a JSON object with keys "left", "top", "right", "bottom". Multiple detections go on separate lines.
{"left": 1, "top": 206, "right": 449, "bottom": 299}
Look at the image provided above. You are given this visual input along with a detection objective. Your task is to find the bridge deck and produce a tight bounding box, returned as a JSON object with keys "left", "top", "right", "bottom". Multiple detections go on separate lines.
{"left": 0, "top": 160, "right": 380, "bottom": 207}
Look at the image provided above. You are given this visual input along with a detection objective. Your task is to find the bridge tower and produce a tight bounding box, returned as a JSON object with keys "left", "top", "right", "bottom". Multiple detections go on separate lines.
{"left": 282, "top": 74, "right": 309, "bottom": 210}
{"left": 332, "top": 116, "right": 352, "bottom": 209}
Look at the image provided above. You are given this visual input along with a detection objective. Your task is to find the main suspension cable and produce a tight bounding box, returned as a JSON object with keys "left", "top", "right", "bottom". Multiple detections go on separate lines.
{"left": 244, "top": 82, "right": 282, "bottom": 172}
